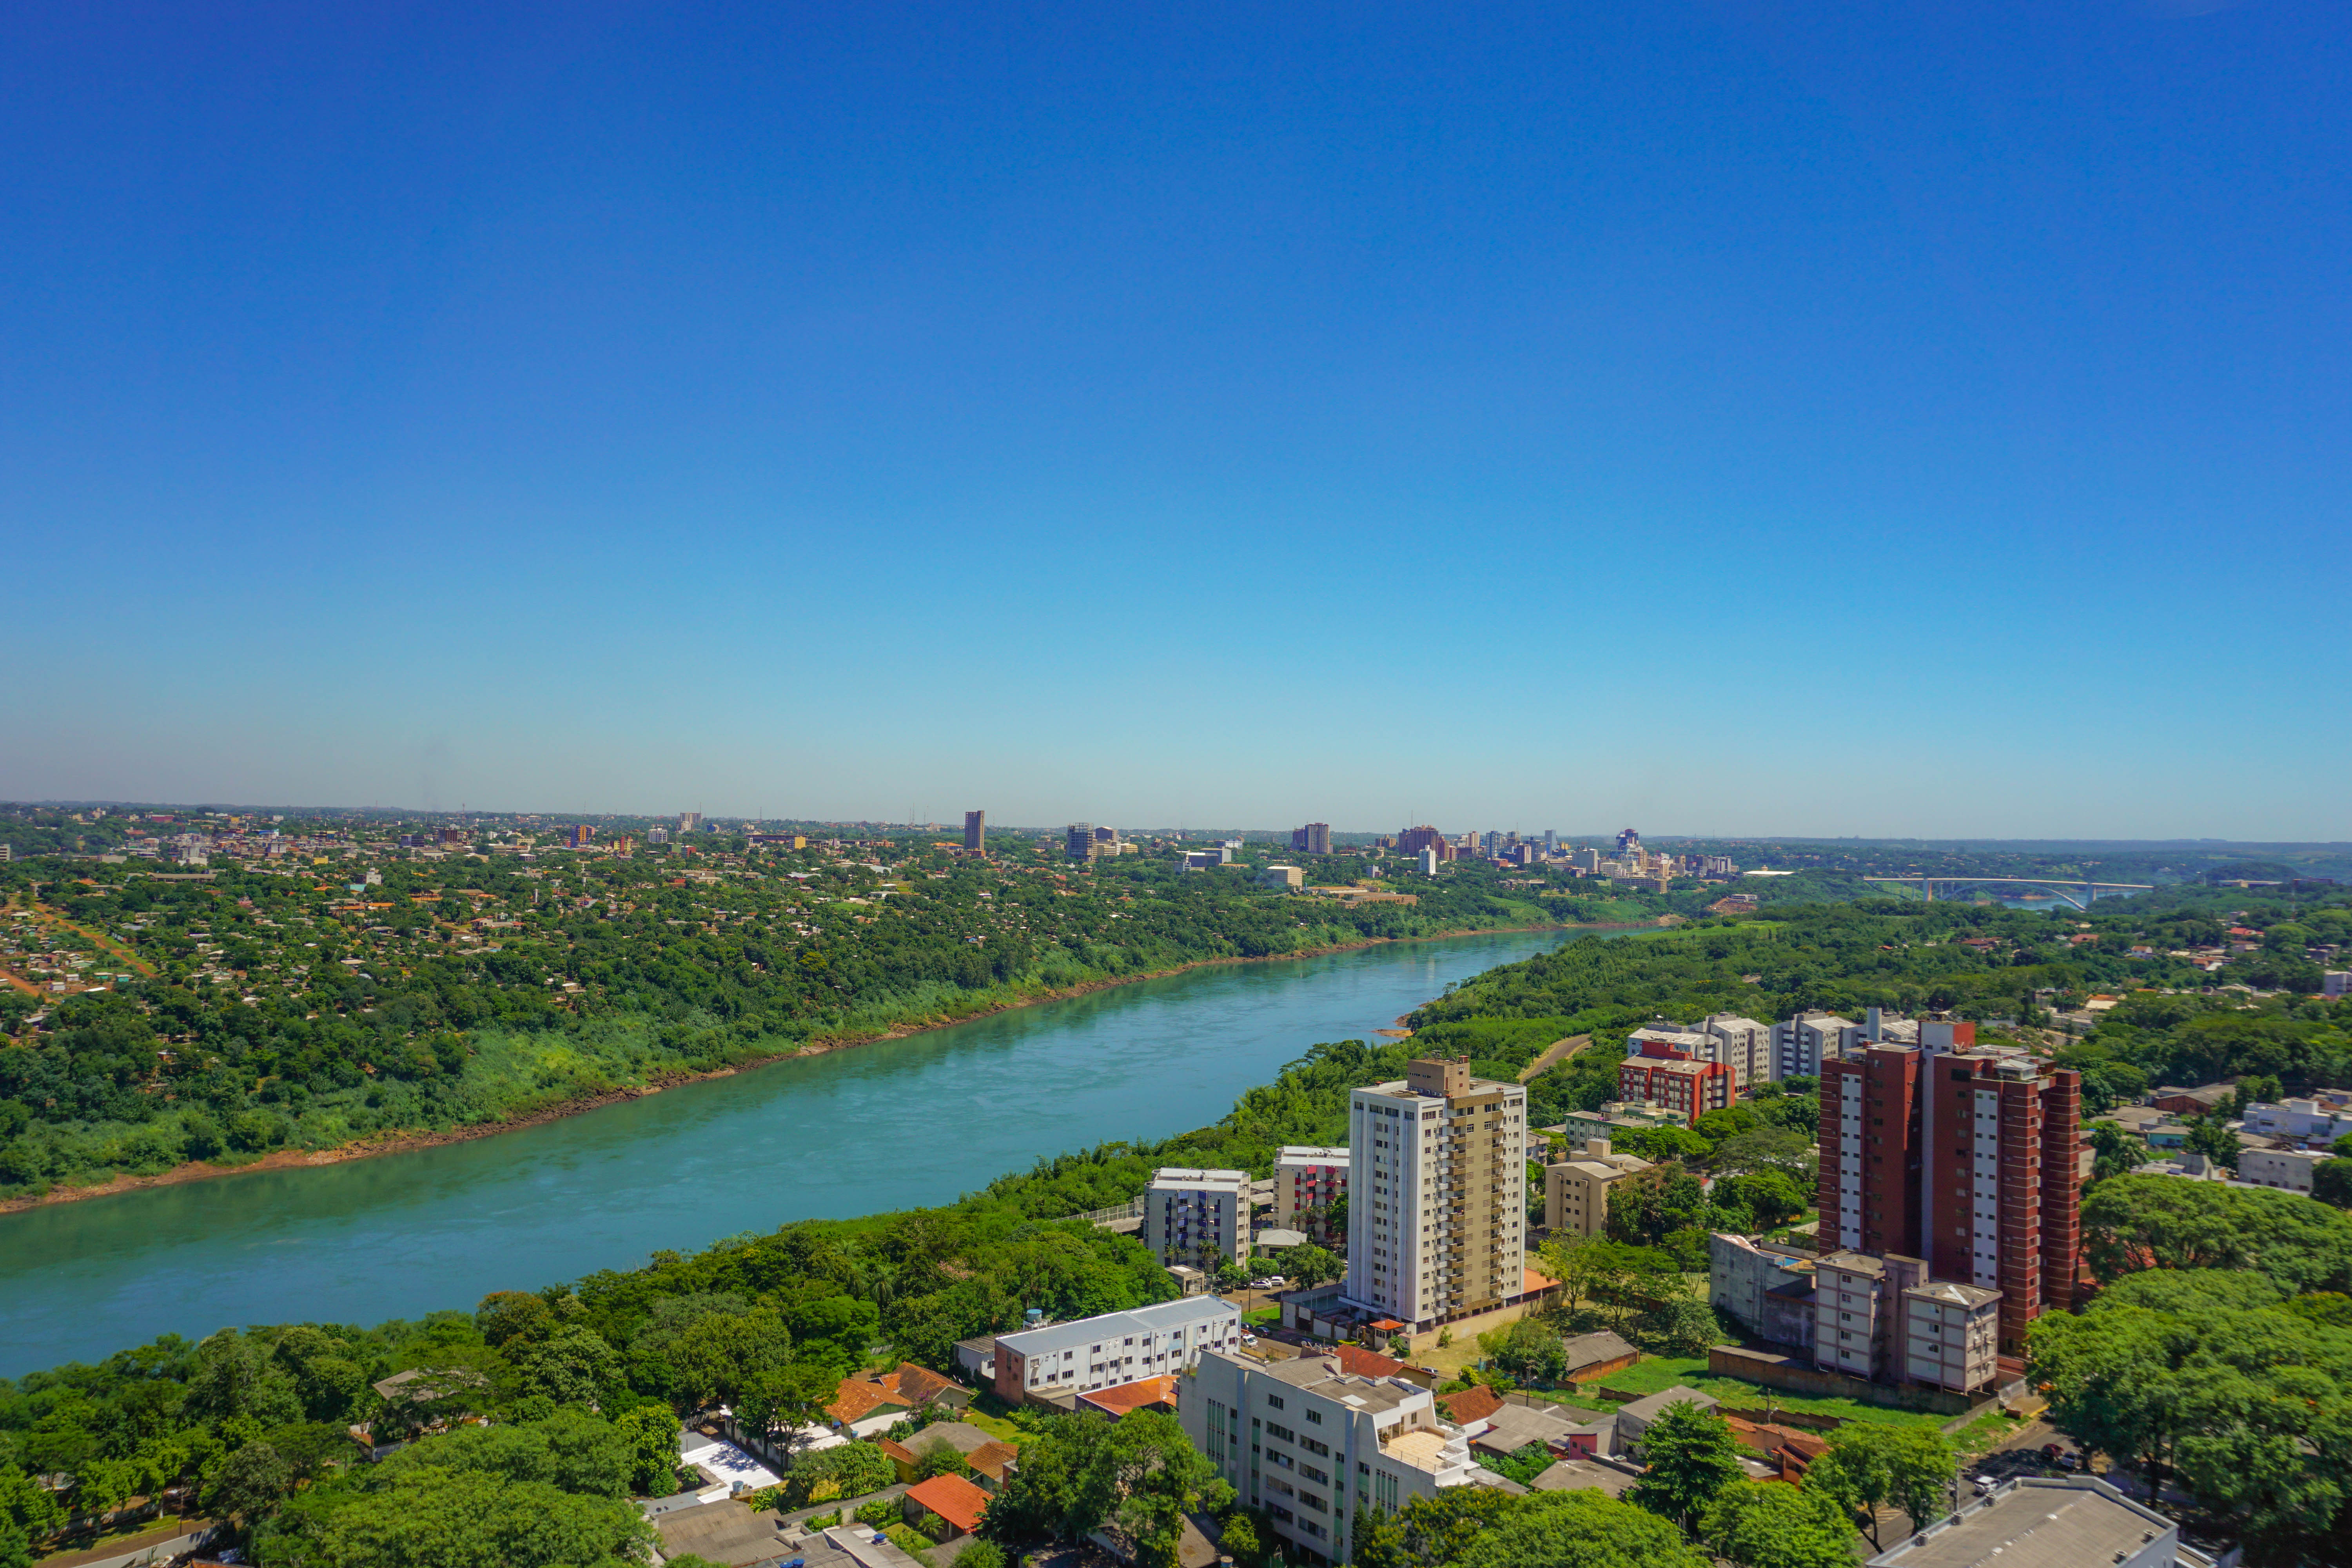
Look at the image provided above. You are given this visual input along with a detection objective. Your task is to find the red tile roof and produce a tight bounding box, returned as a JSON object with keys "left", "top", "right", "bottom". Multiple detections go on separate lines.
{"left": 825, "top": 1379, "right": 905, "bottom": 1425}
{"left": 967, "top": 1439, "right": 1018, "bottom": 1484}
{"left": 1438, "top": 1384, "right": 1504, "bottom": 1425}
{"left": 905, "top": 1473, "right": 992, "bottom": 1536}
{"left": 1076, "top": 1376, "right": 1178, "bottom": 1418}
{"left": 1334, "top": 1344, "right": 1407, "bottom": 1380}
{"left": 826, "top": 1362, "right": 957, "bottom": 1426}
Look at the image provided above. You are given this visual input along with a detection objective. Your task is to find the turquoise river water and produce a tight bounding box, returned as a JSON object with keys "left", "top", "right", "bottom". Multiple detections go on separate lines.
{"left": 0, "top": 928, "right": 1581, "bottom": 1376}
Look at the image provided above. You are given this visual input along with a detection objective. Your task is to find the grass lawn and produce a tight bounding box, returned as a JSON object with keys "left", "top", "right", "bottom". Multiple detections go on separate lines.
{"left": 1243, "top": 1306, "right": 1280, "bottom": 1325}
{"left": 1948, "top": 1410, "right": 2023, "bottom": 1459}
{"left": 1581, "top": 1355, "right": 1951, "bottom": 1431}
{"left": 956, "top": 1407, "right": 1026, "bottom": 1444}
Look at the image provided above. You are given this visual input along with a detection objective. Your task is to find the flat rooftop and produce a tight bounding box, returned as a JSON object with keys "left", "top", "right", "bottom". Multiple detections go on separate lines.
{"left": 1867, "top": 1477, "right": 2183, "bottom": 1568}
{"left": 996, "top": 1294, "right": 1237, "bottom": 1358}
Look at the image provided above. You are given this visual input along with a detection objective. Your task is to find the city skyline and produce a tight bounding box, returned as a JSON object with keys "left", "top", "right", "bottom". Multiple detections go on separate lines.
{"left": 3, "top": 4, "right": 2345, "bottom": 839}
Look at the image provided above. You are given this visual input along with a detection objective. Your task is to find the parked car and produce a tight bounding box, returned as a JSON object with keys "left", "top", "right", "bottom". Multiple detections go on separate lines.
{"left": 1972, "top": 1475, "right": 1999, "bottom": 1497}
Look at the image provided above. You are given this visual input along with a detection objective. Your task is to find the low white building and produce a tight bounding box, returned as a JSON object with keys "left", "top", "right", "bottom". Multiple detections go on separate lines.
{"left": 2242, "top": 1096, "right": 2352, "bottom": 1146}
{"left": 1143, "top": 1167, "right": 1251, "bottom": 1266}
{"left": 2240, "top": 1146, "right": 2332, "bottom": 1194}
{"left": 993, "top": 1296, "right": 1242, "bottom": 1403}
{"left": 1181, "top": 1348, "right": 1484, "bottom": 1563}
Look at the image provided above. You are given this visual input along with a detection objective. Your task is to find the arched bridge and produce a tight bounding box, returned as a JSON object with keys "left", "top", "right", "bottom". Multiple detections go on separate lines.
{"left": 1862, "top": 876, "right": 2153, "bottom": 911}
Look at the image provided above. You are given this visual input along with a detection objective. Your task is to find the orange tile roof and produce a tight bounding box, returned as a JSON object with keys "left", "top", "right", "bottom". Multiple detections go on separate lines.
{"left": 967, "top": 1440, "right": 1018, "bottom": 1484}
{"left": 885, "top": 1362, "right": 956, "bottom": 1406}
{"left": 1523, "top": 1268, "right": 1557, "bottom": 1294}
{"left": 905, "top": 1472, "right": 992, "bottom": 1535}
{"left": 1334, "top": 1344, "right": 1408, "bottom": 1379}
{"left": 826, "top": 1361, "right": 956, "bottom": 1426}
{"left": 826, "top": 1379, "right": 907, "bottom": 1425}
{"left": 1077, "top": 1375, "right": 1179, "bottom": 1417}
{"left": 1438, "top": 1385, "right": 1504, "bottom": 1425}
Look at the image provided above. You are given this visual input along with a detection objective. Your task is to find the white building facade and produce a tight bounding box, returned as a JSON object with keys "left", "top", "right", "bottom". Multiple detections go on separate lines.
{"left": 993, "top": 1296, "right": 1242, "bottom": 1403}
{"left": 1181, "top": 1349, "right": 1480, "bottom": 1563}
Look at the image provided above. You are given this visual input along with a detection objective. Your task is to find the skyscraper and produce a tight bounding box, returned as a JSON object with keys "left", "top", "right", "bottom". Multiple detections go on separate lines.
{"left": 1067, "top": 823, "right": 1097, "bottom": 862}
{"left": 678, "top": 811, "right": 702, "bottom": 834}
{"left": 1343, "top": 1058, "right": 1528, "bottom": 1334}
{"left": 1395, "top": 825, "right": 1445, "bottom": 856}
{"left": 1291, "top": 822, "right": 1332, "bottom": 855}
{"left": 963, "top": 810, "right": 986, "bottom": 853}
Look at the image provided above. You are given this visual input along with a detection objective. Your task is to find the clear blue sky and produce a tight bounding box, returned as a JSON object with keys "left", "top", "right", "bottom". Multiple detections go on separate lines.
{"left": 3, "top": 2, "right": 2344, "bottom": 839}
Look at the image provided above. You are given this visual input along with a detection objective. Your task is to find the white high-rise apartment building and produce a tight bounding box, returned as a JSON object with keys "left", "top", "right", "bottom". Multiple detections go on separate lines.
{"left": 1772, "top": 1013, "right": 1856, "bottom": 1079}
{"left": 1697, "top": 1014, "right": 1773, "bottom": 1085}
{"left": 1343, "top": 1060, "right": 1527, "bottom": 1333}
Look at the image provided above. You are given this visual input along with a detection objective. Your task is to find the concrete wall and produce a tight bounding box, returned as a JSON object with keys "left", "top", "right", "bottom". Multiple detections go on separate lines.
{"left": 1706, "top": 1346, "right": 1978, "bottom": 1416}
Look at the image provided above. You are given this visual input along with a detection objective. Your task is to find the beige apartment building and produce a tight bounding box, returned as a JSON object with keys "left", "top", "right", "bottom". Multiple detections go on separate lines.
{"left": 1543, "top": 1138, "right": 1651, "bottom": 1237}
{"left": 1343, "top": 1058, "right": 1527, "bottom": 1332}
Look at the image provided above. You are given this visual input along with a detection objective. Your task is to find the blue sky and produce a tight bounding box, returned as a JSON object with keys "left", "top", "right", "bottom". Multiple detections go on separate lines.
{"left": 2, "top": 2, "right": 2345, "bottom": 838}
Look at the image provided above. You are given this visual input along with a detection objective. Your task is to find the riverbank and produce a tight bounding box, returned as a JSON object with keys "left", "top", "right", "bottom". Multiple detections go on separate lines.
{"left": 0, "top": 918, "right": 1654, "bottom": 1218}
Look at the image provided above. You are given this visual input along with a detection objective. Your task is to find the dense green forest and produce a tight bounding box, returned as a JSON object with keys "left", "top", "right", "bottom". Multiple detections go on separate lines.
{"left": 0, "top": 823, "right": 1654, "bottom": 1198}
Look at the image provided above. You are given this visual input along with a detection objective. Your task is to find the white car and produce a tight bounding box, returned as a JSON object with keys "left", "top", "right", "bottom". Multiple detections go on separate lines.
{"left": 1241, "top": 1334, "right": 1258, "bottom": 1347}
{"left": 1972, "top": 1475, "right": 1998, "bottom": 1497}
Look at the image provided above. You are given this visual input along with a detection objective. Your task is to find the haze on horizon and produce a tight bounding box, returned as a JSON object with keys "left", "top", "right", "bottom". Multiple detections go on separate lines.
{"left": 2, "top": 4, "right": 2344, "bottom": 842}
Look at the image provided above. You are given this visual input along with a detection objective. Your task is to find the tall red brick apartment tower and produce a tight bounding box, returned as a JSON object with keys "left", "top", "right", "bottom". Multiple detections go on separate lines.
{"left": 1818, "top": 1027, "right": 2081, "bottom": 1354}
{"left": 1818, "top": 1045, "right": 1925, "bottom": 1258}
{"left": 1921, "top": 1052, "right": 2082, "bottom": 1352}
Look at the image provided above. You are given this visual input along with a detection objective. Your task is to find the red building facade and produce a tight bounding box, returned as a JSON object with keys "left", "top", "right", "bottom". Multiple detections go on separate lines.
{"left": 1618, "top": 1057, "right": 1733, "bottom": 1126}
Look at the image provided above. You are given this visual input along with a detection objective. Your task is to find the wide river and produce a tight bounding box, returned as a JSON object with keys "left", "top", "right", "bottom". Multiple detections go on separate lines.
{"left": 1, "top": 928, "right": 1578, "bottom": 1376}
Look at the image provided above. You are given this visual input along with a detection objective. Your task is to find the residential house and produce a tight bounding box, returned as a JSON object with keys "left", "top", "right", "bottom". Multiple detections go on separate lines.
{"left": 1435, "top": 1384, "right": 1504, "bottom": 1427}
{"left": 1558, "top": 1330, "right": 1640, "bottom": 1384}
{"left": 1613, "top": 1387, "right": 1721, "bottom": 1456}
{"left": 1078, "top": 1376, "right": 1181, "bottom": 1419}
{"left": 1463, "top": 1399, "right": 1613, "bottom": 1462}
{"left": 2148, "top": 1083, "right": 2236, "bottom": 1116}
{"left": 900, "top": 1472, "right": 992, "bottom": 1541}
{"left": 878, "top": 1422, "right": 1015, "bottom": 1486}
{"left": 826, "top": 1363, "right": 959, "bottom": 1437}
